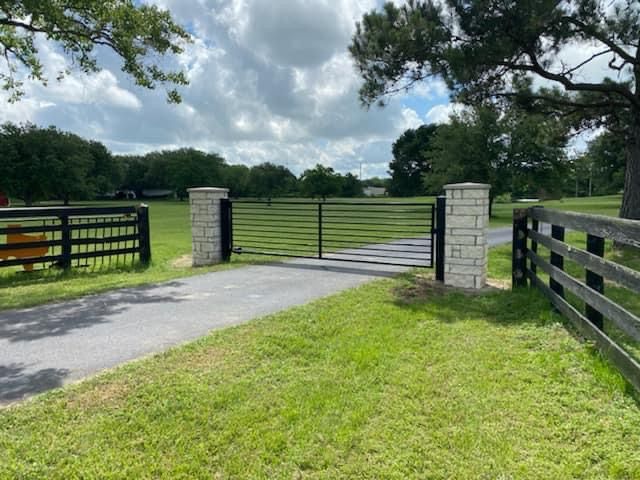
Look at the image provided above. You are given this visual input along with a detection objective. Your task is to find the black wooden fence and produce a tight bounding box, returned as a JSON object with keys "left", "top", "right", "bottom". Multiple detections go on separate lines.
{"left": 0, "top": 205, "right": 151, "bottom": 272}
{"left": 513, "top": 207, "right": 640, "bottom": 391}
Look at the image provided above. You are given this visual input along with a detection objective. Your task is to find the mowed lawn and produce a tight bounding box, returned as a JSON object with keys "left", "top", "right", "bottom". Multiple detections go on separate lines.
{"left": 2, "top": 246, "right": 640, "bottom": 478}
{"left": 0, "top": 194, "right": 623, "bottom": 310}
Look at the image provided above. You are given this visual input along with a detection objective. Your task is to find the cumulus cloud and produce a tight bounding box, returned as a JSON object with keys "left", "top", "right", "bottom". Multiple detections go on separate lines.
{"left": 1, "top": 0, "right": 439, "bottom": 178}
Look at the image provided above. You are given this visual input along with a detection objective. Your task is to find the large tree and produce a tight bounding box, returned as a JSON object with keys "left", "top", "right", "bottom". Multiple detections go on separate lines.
{"left": 300, "top": 164, "right": 343, "bottom": 200}
{"left": 350, "top": 0, "right": 640, "bottom": 219}
{"left": 0, "top": 122, "right": 106, "bottom": 205}
{"left": 1, "top": 1, "right": 189, "bottom": 102}
{"left": 389, "top": 124, "right": 438, "bottom": 196}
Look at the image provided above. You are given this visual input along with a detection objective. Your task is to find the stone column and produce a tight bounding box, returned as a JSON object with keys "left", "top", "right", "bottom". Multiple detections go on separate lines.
{"left": 188, "top": 187, "right": 229, "bottom": 267}
{"left": 443, "top": 182, "right": 490, "bottom": 289}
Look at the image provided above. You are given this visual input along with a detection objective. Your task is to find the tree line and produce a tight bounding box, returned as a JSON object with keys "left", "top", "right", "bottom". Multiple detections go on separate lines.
{"left": 0, "top": 123, "right": 369, "bottom": 205}
{"left": 387, "top": 102, "right": 626, "bottom": 214}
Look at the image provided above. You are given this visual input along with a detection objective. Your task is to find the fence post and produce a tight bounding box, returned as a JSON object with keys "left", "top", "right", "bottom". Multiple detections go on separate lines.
{"left": 318, "top": 203, "right": 323, "bottom": 259}
{"left": 188, "top": 187, "right": 229, "bottom": 267}
{"left": 60, "top": 213, "right": 72, "bottom": 270}
{"left": 550, "top": 225, "right": 565, "bottom": 298}
{"left": 512, "top": 208, "right": 528, "bottom": 288}
{"left": 586, "top": 234, "right": 605, "bottom": 330}
{"left": 220, "top": 198, "right": 232, "bottom": 262}
{"left": 136, "top": 204, "right": 151, "bottom": 265}
{"left": 435, "top": 195, "right": 446, "bottom": 282}
{"left": 443, "top": 183, "right": 490, "bottom": 289}
{"left": 530, "top": 207, "right": 541, "bottom": 279}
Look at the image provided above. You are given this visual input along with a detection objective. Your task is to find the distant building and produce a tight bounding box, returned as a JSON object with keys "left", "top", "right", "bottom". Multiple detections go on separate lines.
{"left": 363, "top": 186, "right": 387, "bottom": 197}
{"left": 141, "top": 189, "right": 174, "bottom": 199}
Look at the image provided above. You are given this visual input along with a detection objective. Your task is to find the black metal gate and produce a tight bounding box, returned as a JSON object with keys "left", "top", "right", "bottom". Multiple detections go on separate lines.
{"left": 222, "top": 199, "right": 445, "bottom": 278}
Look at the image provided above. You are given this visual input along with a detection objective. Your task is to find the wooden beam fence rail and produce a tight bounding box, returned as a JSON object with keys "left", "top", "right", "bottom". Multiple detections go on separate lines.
{"left": 513, "top": 206, "right": 640, "bottom": 391}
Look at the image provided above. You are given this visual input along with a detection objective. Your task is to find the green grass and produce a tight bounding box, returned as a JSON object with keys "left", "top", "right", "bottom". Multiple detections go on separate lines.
{"left": 491, "top": 194, "right": 623, "bottom": 226}
{"left": 0, "top": 194, "right": 624, "bottom": 311}
{"left": 3, "top": 268, "right": 640, "bottom": 477}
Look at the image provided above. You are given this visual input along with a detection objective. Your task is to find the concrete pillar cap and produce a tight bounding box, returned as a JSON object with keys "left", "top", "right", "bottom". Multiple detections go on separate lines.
{"left": 187, "top": 187, "right": 229, "bottom": 194}
{"left": 444, "top": 182, "right": 491, "bottom": 190}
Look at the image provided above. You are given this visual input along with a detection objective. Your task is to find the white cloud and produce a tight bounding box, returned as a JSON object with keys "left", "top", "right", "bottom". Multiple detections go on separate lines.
{"left": 1, "top": 0, "right": 434, "bottom": 178}
{"left": 425, "top": 103, "right": 466, "bottom": 124}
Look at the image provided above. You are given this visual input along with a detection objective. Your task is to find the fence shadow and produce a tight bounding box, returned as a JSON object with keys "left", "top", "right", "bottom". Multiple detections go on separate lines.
{"left": 391, "top": 275, "right": 550, "bottom": 328}
{"left": 0, "top": 281, "right": 188, "bottom": 342}
{"left": 0, "top": 363, "right": 69, "bottom": 404}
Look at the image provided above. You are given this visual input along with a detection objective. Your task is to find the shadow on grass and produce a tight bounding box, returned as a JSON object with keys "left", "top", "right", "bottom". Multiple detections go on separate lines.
{"left": 391, "top": 273, "right": 558, "bottom": 328}
{"left": 0, "top": 281, "right": 188, "bottom": 342}
{"left": 0, "top": 261, "right": 151, "bottom": 290}
{"left": 0, "top": 363, "right": 69, "bottom": 405}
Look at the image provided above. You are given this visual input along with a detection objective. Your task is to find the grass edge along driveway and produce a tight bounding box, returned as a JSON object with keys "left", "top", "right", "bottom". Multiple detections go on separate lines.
{"left": 2, "top": 273, "right": 640, "bottom": 477}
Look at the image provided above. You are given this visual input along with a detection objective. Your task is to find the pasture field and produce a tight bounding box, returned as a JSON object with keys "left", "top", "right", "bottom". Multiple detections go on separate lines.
{"left": 2, "top": 246, "right": 640, "bottom": 478}
{"left": 0, "top": 194, "right": 624, "bottom": 311}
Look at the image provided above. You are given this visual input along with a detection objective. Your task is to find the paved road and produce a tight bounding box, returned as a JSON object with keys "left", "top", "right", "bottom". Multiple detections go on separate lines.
{"left": 0, "top": 227, "right": 516, "bottom": 405}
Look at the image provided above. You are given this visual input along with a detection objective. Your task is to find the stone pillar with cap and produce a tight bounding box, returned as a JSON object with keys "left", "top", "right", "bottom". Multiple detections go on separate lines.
{"left": 188, "top": 187, "right": 229, "bottom": 267}
{"left": 443, "top": 182, "right": 490, "bottom": 289}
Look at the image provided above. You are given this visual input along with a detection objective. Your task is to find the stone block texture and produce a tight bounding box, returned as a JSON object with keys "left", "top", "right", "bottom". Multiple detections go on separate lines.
{"left": 443, "top": 183, "right": 490, "bottom": 289}
{"left": 188, "top": 187, "right": 229, "bottom": 267}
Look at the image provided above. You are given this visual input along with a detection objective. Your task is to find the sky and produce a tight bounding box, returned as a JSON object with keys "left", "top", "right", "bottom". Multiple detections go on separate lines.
{"left": 0, "top": 0, "right": 457, "bottom": 179}
{"left": 0, "top": 1, "right": 621, "bottom": 178}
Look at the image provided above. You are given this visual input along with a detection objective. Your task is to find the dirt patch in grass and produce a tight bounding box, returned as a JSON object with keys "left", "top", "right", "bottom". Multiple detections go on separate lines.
{"left": 171, "top": 254, "right": 193, "bottom": 269}
{"left": 66, "top": 379, "right": 134, "bottom": 410}
{"left": 393, "top": 273, "right": 503, "bottom": 304}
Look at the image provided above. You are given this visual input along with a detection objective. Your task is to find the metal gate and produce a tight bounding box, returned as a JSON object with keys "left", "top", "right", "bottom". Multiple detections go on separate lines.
{"left": 222, "top": 199, "right": 445, "bottom": 278}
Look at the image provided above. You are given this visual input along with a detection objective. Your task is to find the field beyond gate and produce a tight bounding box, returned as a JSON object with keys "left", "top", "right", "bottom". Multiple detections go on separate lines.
{"left": 228, "top": 200, "right": 440, "bottom": 268}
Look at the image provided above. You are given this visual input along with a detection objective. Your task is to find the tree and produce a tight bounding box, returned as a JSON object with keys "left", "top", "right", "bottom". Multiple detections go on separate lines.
{"left": 425, "top": 103, "right": 569, "bottom": 212}
{"left": 247, "top": 163, "right": 298, "bottom": 198}
{"left": 224, "top": 164, "right": 251, "bottom": 198}
{"left": 1, "top": 1, "right": 190, "bottom": 102}
{"left": 424, "top": 106, "right": 506, "bottom": 213}
{"left": 350, "top": 1, "right": 640, "bottom": 219}
{"left": 573, "top": 131, "right": 627, "bottom": 197}
{"left": 300, "top": 164, "right": 342, "bottom": 200}
{"left": 0, "top": 123, "right": 98, "bottom": 205}
{"left": 341, "top": 173, "right": 364, "bottom": 197}
{"left": 389, "top": 124, "right": 438, "bottom": 196}
{"left": 88, "top": 141, "right": 122, "bottom": 196}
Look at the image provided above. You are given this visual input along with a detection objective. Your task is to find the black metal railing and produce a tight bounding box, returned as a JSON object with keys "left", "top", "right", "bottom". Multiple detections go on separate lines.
{"left": 225, "top": 200, "right": 441, "bottom": 269}
{"left": 0, "top": 205, "right": 151, "bottom": 272}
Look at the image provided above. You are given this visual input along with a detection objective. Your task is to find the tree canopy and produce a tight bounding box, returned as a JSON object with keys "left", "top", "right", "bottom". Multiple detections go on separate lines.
{"left": 0, "top": 1, "right": 190, "bottom": 102}
{"left": 350, "top": 0, "right": 640, "bottom": 218}
{"left": 424, "top": 102, "right": 569, "bottom": 211}
{"left": 389, "top": 124, "right": 438, "bottom": 196}
{"left": 300, "top": 164, "right": 343, "bottom": 200}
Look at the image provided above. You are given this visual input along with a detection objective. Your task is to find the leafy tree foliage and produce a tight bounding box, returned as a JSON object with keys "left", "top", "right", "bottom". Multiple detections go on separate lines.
{"left": 1, "top": 1, "right": 190, "bottom": 102}
{"left": 247, "top": 163, "right": 298, "bottom": 199}
{"left": 350, "top": 0, "right": 640, "bottom": 218}
{"left": 300, "top": 164, "right": 343, "bottom": 200}
{"left": 0, "top": 122, "right": 117, "bottom": 205}
{"left": 389, "top": 124, "right": 438, "bottom": 196}
{"left": 341, "top": 173, "right": 364, "bottom": 197}
{"left": 571, "top": 131, "right": 626, "bottom": 197}
{"left": 224, "top": 164, "right": 251, "bottom": 198}
{"left": 425, "top": 104, "right": 568, "bottom": 212}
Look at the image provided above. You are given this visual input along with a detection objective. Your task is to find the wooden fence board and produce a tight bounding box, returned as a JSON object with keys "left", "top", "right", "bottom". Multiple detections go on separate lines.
{"left": 528, "top": 250, "right": 640, "bottom": 341}
{"left": 529, "top": 208, "right": 640, "bottom": 248}
{"left": 529, "top": 229, "right": 640, "bottom": 294}
{"left": 529, "top": 271, "right": 640, "bottom": 392}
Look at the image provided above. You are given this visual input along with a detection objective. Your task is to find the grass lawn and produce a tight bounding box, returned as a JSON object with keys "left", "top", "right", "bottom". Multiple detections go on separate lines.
{"left": 0, "top": 194, "right": 623, "bottom": 311}
{"left": 2, "top": 244, "right": 640, "bottom": 477}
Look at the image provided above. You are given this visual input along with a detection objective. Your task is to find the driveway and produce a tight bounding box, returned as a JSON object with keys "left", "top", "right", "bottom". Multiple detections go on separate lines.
{"left": 0, "top": 226, "right": 516, "bottom": 405}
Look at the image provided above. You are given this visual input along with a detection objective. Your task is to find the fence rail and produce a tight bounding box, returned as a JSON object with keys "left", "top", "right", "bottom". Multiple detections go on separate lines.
{"left": 0, "top": 205, "right": 151, "bottom": 272}
{"left": 512, "top": 207, "right": 640, "bottom": 391}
